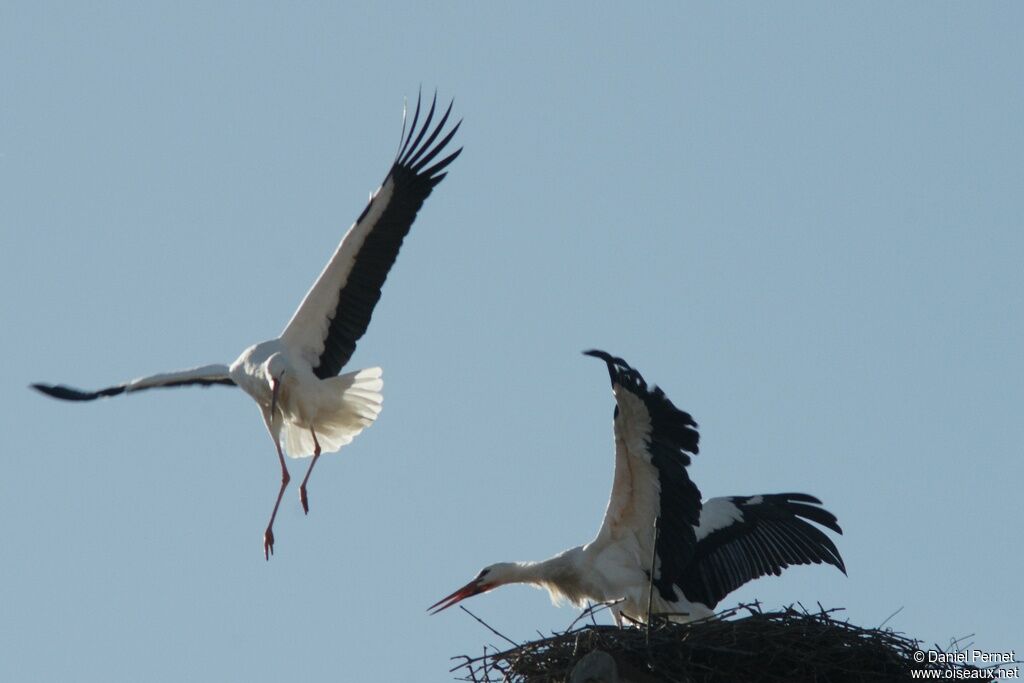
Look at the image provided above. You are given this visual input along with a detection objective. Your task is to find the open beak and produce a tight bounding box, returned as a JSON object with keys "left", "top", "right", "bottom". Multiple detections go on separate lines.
{"left": 270, "top": 378, "right": 281, "bottom": 417}
{"left": 428, "top": 578, "right": 491, "bottom": 615}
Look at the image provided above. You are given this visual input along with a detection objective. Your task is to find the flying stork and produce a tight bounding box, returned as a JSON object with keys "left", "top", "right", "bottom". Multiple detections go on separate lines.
{"left": 430, "top": 350, "right": 846, "bottom": 624}
{"left": 32, "top": 93, "right": 462, "bottom": 560}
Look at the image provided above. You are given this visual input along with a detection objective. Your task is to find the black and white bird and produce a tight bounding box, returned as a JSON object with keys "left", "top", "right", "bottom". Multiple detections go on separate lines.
{"left": 32, "top": 93, "right": 461, "bottom": 560}
{"left": 430, "top": 350, "right": 845, "bottom": 624}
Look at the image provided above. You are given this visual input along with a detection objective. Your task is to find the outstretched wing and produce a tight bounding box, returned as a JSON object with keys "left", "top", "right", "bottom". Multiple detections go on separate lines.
{"left": 32, "top": 364, "right": 235, "bottom": 401}
{"left": 280, "top": 92, "right": 462, "bottom": 378}
{"left": 583, "top": 350, "right": 703, "bottom": 604}
{"left": 677, "top": 493, "right": 846, "bottom": 608}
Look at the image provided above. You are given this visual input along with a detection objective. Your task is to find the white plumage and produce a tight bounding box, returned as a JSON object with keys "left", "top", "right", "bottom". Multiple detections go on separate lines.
{"left": 430, "top": 351, "right": 846, "bottom": 625}
{"left": 33, "top": 93, "right": 461, "bottom": 559}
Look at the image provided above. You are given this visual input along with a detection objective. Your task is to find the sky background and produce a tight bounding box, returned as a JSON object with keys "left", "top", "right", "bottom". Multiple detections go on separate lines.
{"left": 2, "top": 3, "right": 1021, "bottom": 680}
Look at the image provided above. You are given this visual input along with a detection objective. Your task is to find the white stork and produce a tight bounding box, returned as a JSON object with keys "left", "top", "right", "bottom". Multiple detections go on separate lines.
{"left": 430, "top": 350, "right": 846, "bottom": 624}
{"left": 32, "top": 93, "right": 462, "bottom": 560}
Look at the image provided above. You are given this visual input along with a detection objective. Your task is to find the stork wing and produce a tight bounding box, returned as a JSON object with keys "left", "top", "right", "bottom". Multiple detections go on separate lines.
{"left": 32, "top": 364, "right": 235, "bottom": 401}
{"left": 583, "top": 350, "right": 703, "bottom": 603}
{"left": 677, "top": 493, "right": 846, "bottom": 608}
{"left": 280, "top": 93, "right": 462, "bottom": 378}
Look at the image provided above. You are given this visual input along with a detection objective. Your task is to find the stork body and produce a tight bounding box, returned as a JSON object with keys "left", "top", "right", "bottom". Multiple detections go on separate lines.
{"left": 33, "top": 94, "right": 461, "bottom": 559}
{"left": 430, "top": 351, "right": 846, "bottom": 625}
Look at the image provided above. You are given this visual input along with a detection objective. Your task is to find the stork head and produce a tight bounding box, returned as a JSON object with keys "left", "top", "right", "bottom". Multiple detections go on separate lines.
{"left": 428, "top": 563, "right": 519, "bottom": 614}
{"left": 263, "top": 353, "right": 288, "bottom": 415}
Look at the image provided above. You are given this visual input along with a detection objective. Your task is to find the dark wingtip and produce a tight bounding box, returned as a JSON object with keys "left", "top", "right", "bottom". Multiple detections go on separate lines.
{"left": 780, "top": 493, "right": 844, "bottom": 535}
{"left": 771, "top": 492, "right": 848, "bottom": 573}
{"left": 393, "top": 91, "right": 461, "bottom": 183}
{"left": 583, "top": 349, "right": 632, "bottom": 367}
{"left": 32, "top": 383, "right": 63, "bottom": 398}
{"left": 583, "top": 349, "right": 638, "bottom": 384}
{"left": 779, "top": 492, "right": 824, "bottom": 505}
{"left": 32, "top": 383, "right": 91, "bottom": 401}
{"left": 583, "top": 349, "right": 618, "bottom": 384}
{"left": 31, "top": 382, "right": 123, "bottom": 401}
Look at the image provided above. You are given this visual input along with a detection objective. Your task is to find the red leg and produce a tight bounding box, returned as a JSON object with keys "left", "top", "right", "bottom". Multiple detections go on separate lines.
{"left": 264, "top": 439, "right": 290, "bottom": 560}
{"left": 299, "top": 430, "right": 321, "bottom": 515}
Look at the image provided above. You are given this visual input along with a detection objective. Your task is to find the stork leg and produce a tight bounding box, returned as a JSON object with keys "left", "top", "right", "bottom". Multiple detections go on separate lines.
{"left": 299, "top": 430, "right": 321, "bottom": 515}
{"left": 264, "top": 438, "right": 290, "bottom": 561}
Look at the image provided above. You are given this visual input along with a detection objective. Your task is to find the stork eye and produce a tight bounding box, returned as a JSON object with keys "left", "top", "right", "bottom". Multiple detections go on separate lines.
{"left": 477, "top": 569, "right": 490, "bottom": 579}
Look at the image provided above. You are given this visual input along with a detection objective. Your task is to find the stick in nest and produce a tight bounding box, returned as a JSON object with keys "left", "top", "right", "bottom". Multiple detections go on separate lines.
{"left": 458, "top": 605, "right": 520, "bottom": 648}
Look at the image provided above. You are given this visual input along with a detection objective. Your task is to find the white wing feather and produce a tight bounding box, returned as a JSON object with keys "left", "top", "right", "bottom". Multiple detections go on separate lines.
{"left": 591, "top": 388, "right": 660, "bottom": 552}
{"left": 279, "top": 179, "right": 396, "bottom": 369}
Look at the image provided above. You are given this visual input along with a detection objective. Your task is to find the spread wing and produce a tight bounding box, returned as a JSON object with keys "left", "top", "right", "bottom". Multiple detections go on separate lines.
{"left": 32, "top": 364, "right": 235, "bottom": 401}
{"left": 677, "top": 493, "right": 846, "bottom": 608}
{"left": 583, "top": 350, "right": 703, "bottom": 603}
{"left": 280, "top": 92, "right": 462, "bottom": 378}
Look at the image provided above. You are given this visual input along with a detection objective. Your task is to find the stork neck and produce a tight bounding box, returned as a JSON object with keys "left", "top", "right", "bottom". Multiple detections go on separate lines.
{"left": 509, "top": 548, "right": 582, "bottom": 586}
{"left": 498, "top": 548, "right": 588, "bottom": 607}
{"left": 505, "top": 561, "right": 549, "bottom": 585}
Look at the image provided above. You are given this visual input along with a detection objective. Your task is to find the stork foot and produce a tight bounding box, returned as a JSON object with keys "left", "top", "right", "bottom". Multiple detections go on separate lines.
{"left": 264, "top": 528, "right": 275, "bottom": 561}
{"left": 300, "top": 485, "right": 310, "bottom": 515}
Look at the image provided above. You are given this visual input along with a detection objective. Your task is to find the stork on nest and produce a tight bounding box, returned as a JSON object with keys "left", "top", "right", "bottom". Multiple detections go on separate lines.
{"left": 431, "top": 351, "right": 846, "bottom": 625}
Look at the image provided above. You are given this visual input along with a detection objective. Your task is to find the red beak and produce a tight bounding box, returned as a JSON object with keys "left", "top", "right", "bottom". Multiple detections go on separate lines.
{"left": 428, "top": 578, "right": 491, "bottom": 615}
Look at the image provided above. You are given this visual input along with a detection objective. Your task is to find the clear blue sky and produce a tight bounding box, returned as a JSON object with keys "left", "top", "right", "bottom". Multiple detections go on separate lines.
{"left": 2, "top": 3, "right": 1020, "bottom": 680}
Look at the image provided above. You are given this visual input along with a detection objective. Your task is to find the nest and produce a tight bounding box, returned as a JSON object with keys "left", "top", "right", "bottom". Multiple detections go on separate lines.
{"left": 451, "top": 603, "right": 1012, "bottom": 682}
